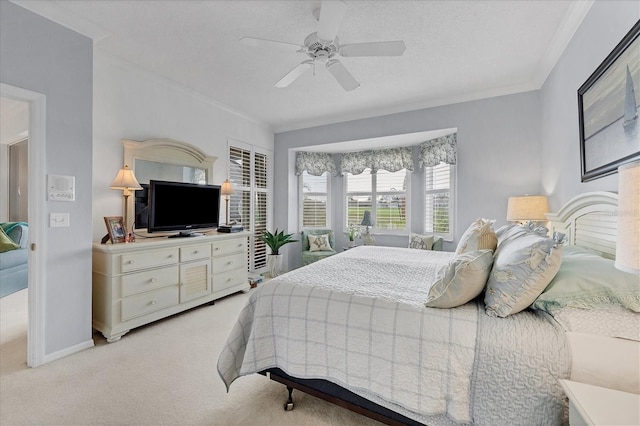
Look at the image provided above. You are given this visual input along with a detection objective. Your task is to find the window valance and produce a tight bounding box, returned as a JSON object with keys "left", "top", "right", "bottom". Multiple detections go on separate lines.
{"left": 419, "top": 133, "right": 457, "bottom": 167}
{"left": 341, "top": 146, "right": 413, "bottom": 175}
{"left": 295, "top": 151, "right": 338, "bottom": 176}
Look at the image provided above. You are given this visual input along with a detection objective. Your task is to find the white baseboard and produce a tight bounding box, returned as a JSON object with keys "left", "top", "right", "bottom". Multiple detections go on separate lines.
{"left": 42, "top": 338, "right": 94, "bottom": 365}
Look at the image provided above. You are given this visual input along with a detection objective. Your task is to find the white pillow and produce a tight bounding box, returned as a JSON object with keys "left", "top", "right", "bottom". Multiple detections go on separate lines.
{"left": 308, "top": 233, "right": 332, "bottom": 252}
{"left": 408, "top": 233, "right": 434, "bottom": 250}
{"left": 425, "top": 250, "right": 494, "bottom": 308}
{"left": 455, "top": 218, "right": 497, "bottom": 255}
{"left": 485, "top": 230, "right": 563, "bottom": 317}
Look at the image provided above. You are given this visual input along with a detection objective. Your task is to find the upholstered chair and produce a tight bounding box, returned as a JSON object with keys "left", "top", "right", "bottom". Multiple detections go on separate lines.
{"left": 301, "top": 229, "right": 337, "bottom": 266}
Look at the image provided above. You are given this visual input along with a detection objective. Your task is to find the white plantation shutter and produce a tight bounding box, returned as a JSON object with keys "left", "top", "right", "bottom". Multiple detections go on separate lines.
{"left": 229, "top": 144, "right": 271, "bottom": 272}
{"left": 300, "top": 171, "right": 330, "bottom": 228}
{"left": 345, "top": 168, "right": 409, "bottom": 233}
{"left": 425, "top": 162, "right": 454, "bottom": 240}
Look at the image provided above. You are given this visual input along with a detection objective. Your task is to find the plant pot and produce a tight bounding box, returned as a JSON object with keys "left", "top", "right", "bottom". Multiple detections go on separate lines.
{"left": 267, "top": 254, "right": 283, "bottom": 278}
{"left": 348, "top": 240, "right": 355, "bottom": 248}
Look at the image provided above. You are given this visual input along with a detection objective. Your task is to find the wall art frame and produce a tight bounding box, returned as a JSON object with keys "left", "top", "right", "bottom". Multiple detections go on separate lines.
{"left": 578, "top": 20, "right": 640, "bottom": 182}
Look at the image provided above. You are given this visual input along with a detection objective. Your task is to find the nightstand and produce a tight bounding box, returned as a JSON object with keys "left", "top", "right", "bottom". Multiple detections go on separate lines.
{"left": 560, "top": 380, "right": 640, "bottom": 425}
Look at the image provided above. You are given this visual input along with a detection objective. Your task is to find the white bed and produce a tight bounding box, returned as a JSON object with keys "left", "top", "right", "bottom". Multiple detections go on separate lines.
{"left": 218, "top": 191, "right": 639, "bottom": 425}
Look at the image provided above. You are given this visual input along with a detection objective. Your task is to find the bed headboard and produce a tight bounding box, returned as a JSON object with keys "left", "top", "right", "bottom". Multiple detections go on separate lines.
{"left": 546, "top": 191, "right": 618, "bottom": 260}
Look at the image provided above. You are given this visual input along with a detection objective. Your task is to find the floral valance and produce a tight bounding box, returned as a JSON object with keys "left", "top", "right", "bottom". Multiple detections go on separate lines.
{"left": 419, "top": 133, "right": 457, "bottom": 167}
{"left": 295, "top": 151, "right": 338, "bottom": 176}
{"left": 341, "top": 146, "right": 414, "bottom": 175}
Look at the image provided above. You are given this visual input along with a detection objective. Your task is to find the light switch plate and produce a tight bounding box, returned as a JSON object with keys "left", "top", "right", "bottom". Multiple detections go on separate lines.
{"left": 50, "top": 213, "right": 70, "bottom": 228}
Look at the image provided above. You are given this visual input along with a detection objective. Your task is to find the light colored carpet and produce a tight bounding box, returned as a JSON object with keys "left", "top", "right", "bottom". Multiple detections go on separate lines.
{"left": 0, "top": 288, "right": 379, "bottom": 425}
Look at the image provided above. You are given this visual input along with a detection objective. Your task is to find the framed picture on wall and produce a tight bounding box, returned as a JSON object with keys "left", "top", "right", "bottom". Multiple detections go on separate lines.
{"left": 104, "top": 216, "right": 127, "bottom": 244}
{"left": 578, "top": 20, "right": 640, "bottom": 182}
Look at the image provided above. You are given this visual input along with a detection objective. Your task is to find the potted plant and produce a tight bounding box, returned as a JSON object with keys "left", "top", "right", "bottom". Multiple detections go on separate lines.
{"left": 346, "top": 223, "right": 361, "bottom": 248}
{"left": 260, "top": 229, "right": 298, "bottom": 277}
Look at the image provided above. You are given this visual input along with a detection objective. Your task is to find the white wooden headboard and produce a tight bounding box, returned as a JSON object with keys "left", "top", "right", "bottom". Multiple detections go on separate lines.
{"left": 546, "top": 191, "right": 618, "bottom": 260}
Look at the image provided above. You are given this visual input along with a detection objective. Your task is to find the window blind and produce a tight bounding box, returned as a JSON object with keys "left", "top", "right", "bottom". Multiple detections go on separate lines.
{"left": 229, "top": 144, "right": 271, "bottom": 271}
{"left": 424, "top": 162, "right": 454, "bottom": 240}
{"left": 300, "top": 171, "right": 330, "bottom": 228}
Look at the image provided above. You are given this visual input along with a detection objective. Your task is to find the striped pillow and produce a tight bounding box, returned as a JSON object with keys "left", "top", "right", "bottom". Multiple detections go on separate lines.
{"left": 455, "top": 218, "right": 497, "bottom": 255}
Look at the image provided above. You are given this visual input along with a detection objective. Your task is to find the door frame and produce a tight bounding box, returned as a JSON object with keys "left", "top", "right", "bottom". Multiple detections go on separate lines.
{"left": 1, "top": 83, "right": 46, "bottom": 367}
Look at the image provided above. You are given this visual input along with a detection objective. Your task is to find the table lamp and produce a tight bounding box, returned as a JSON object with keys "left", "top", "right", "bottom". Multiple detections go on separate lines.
{"left": 109, "top": 165, "right": 142, "bottom": 231}
{"left": 615, "top": 160, "right": 639, "bottom": 274}
{"left": 221, "top": 179, "right": 235, "bottom": 226}
{"left": 507, "top": 195, "right": 549, "bottom": 224}
{"left": 361, "top": 210, "right": 375, "bottom": 245}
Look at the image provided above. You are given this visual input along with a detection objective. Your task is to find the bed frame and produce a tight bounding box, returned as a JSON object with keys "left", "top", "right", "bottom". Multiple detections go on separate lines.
{"left": 262, "top": 191, "right": 620, "bottom": 425}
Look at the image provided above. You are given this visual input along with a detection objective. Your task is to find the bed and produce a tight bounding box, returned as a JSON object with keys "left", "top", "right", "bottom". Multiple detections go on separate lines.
{"left": 218, "top": 192, "right": 639, "bottom": 425}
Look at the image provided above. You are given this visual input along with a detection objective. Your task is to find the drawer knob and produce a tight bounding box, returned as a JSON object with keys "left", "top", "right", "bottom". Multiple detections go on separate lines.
{"left": 169, "top": 254, "right": 175, "bottom": 258}
{"left": 150, "top": 299, "right": 158, "bottom": 305}
{"left": 214, "top": 247, "right": 219, "bottom": 251}
{"left": 150, "top": 278, "right": 158, "bottom": 283}
{"left": 128, "top": 260, "right": 135, "bottom": 264}
{"left": 194, "top": 250, "right": 198, "bottom": 254}
{"left": 227, "top": 261, "right": 233, "bottom": 265}
{"left": 226, "top": 278, "right": 232, "bottom": 282}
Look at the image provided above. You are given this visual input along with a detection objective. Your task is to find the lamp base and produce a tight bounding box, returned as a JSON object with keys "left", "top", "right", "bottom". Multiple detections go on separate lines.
{"left": 363, "top": 228, "right": 375, "bottom": 246}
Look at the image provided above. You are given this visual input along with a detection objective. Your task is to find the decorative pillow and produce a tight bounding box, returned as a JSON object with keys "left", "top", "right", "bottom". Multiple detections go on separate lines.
{"left": 408, "top": 233, "right": 434, "bottom": 250}
{"left": 532, "top": 246, "right": 640, "bottom": 312}
{"left": 455, "top": 218, "right": 497, "bottom": 255}
{"left": 432, "top": 236, "right": 444, "bottom": 251}
{"left": 308, "top": 233, "right": 332, "bottom": 252}
{"left": 426, "top": 249, "right": 494, "bottom": 308}
{"left": 0, "top": 227, "right": 20, "bottom": 253}
{"left": 485, "top": 229, "right": 563, "bottom": 317}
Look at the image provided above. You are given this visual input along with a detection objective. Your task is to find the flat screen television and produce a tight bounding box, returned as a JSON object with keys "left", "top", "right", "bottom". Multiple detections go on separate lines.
{"left": 147, "top": 180, "right": 221, "bottom": 237}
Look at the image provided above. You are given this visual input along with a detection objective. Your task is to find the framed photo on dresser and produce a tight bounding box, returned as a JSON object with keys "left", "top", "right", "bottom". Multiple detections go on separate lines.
{"left": 104, "top": 216, "right": 126, "bottom": 244}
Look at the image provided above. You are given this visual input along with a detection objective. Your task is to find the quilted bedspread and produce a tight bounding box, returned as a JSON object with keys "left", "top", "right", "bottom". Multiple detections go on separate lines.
{"left": 218, "top": 246, "right": 570, "bottom": 425}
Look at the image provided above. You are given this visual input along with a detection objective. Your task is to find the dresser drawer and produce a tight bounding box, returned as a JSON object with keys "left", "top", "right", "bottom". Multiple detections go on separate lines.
{"left": 212, "top": 252, "right": 246, "bottom": 273}
{"left": 120, "top": 286, "right": 178, "bottom": 322}
{"left": 212, "top": 269, "right": 246, "bottom": 292}
{"left": 212, "top": 238, "right": 246, "bottom": 257}
{"left": 120, "top": 248, "right": 179, "bottom": 273}
{"left": 180, "top": 243, "right": 211, "bottom": 262}
{"left": 120, "top": 265, "right": 179, "bottom": 298}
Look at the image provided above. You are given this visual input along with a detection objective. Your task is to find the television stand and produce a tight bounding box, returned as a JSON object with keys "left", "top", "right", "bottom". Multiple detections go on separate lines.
{"left": 168, "top": 231, "right": 204, "bottom": 238}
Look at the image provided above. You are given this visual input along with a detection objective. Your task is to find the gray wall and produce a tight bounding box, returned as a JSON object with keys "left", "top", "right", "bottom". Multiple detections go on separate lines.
{"left": 275, "top": 91, "right": 542, "bottom": 268}
{"left": 541, "top": 1, "right": 640, "bottom": 210}
{"left": 1, "top": 2, "right": 94, "bottom": 354}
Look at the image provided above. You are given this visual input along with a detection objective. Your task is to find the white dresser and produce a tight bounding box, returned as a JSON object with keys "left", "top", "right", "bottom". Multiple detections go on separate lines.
{"left": 92, "top": 231, "right": 249, "bottom": 342}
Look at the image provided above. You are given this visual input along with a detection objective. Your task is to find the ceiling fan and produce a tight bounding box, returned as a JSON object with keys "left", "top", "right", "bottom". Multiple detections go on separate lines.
{"left": 240, "top": 0, "right": 406, "bottom": 92}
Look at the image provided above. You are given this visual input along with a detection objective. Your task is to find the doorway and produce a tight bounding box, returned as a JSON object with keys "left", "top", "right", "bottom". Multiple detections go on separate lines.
{"left": 1, "top": 83, "right": 46, "bottom": 368}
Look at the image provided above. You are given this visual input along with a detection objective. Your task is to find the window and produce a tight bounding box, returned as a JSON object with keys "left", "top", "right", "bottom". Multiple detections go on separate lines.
{"left": 299, "top": 171, "right": 330, "bottom": 229}
{"left": 424, "top": 163, "right": 454, "bottom": 240}
{"left": 229, "top": 143, "right": 271, "bottom": 272}
{"left": 345, "top": 168, "right": 409, "bottom": 232}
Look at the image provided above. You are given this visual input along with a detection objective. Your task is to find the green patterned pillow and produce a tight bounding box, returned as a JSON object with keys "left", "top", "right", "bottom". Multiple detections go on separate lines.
{"left": 0, "top": 227, "right": 20, "bottom": 253}
{"left": 408, "top": 233, "right": 434, "bottom": 250}
{"left": 308, "top": 234, "right": 332, "bottom": 252}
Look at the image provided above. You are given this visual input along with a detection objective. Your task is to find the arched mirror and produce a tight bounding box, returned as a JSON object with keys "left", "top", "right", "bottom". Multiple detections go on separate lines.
{"left": 121, "top": 138, "right": 217, "bottom": 231}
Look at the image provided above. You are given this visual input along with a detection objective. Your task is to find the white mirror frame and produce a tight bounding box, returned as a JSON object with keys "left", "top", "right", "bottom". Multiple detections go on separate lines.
{"left": 121, "top": 138, "right": 217, "bottom": 231}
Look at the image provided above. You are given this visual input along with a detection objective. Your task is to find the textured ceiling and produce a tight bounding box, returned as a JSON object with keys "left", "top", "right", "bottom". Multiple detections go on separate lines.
{"left": 13, "top": 0, "right": 592, "bottom": 132}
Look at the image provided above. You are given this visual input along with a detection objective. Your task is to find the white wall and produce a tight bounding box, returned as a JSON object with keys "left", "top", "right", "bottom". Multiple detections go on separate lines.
{"left": 1, "top": 1, "right": 94, "bottom": 355}
{"left": 92, "top": 52, "right": 274, "bottom": 241}
{"left": 275, "top": 91, "right": 542, "bottom": 267}
{"left": 541, "top": 1, "right": 640, "bottom": 210}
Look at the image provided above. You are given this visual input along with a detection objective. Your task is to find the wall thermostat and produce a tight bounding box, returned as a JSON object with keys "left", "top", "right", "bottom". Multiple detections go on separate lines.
{"left": 48, "top": 174, "right": 75, "bottom": 201}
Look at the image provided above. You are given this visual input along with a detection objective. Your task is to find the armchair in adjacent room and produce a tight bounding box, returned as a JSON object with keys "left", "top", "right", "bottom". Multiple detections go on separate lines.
{"left": 301, "top": 229, "right": 337, "bottom": 266}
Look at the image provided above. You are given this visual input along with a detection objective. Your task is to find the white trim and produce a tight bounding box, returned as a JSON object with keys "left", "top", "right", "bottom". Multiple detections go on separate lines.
{"left": 42, "top": 339, "right": 94, "bottom": 365}
{"left": 1, "top": 82, "right": 47, "bottom": 368}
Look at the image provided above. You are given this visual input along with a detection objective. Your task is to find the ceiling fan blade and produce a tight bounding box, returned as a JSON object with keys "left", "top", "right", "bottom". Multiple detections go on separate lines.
{"left": 275, "top": 60, "right": 313, "bottom": 88}
{"left": 339, "top": 41, "right": 406, "bottom": 57}
{"left": 326, "top": 60, "right": 360, "bottom": 92}
{"left": 240, "top": 36, "right": 303, "bottom": 52}
{"left": 317, "top": 0, "right": 347, "bottom": 43}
